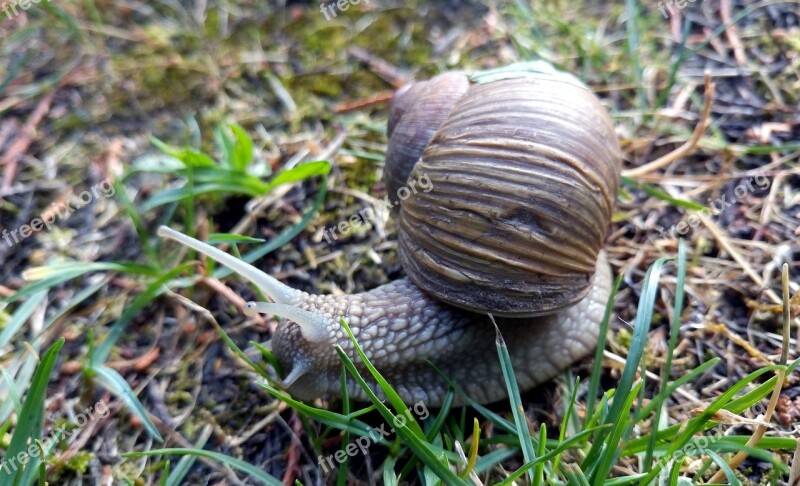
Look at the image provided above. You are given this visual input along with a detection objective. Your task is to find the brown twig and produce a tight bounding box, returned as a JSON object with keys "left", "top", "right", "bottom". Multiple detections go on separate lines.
{"left": 200, "top": 275, "right": 252, "bottom": 315}
{"left": 0, "top": 89, "right": 56, "bottom": 191}
{"left": 347, "top": 46, "right": 411, "bottom": 88}
{"left": 0, "top": 283, "right": 14, "bottom": 297}
{"left": 720, "top": 0, "right": 747, "bottom": 66}
{"left": 334, "top": 90, "right": 395, "bottom": 113}
{"left": 281, "top": 410, "right": 304, "bottom": 485}
{"left": 623, "top": 73, "right": 715, "bottom": 178}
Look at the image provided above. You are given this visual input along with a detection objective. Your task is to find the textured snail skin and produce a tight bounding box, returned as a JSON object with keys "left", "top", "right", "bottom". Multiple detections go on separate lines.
{"left": 274, "top": 252, "right": 611, "bottom": 406}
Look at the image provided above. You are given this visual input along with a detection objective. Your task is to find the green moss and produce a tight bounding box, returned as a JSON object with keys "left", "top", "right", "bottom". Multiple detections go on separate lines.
{"left": 50, "top": 450, "right": 93, "bottom": 476}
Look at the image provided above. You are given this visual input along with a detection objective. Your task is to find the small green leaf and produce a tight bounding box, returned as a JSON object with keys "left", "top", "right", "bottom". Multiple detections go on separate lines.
{"left": 265, "top": 161, "right": 330, "bottom": 191}
{"left": 91, "top": 366, "right": 162, "bottom": 442}
{"left": 621, "top": 176, "right": 706, "bottom": 211}
{"left": 150, "top": 137, "right": 215, "bottom": 168}
{"left": 228, "top": 122, "right": 254, "bottom": 172}
{"left": 206, "top": 234, "right": 266, "bottom": 245}
{"left": 215, "top": 124, "right": 236, "bottom": 168}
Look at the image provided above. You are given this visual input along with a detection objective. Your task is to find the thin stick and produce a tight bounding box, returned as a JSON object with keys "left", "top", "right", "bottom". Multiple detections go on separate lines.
{"left": 623, "top": 73, "right": 715, "bottom": 178}
{"left": 697, "top": 212, "right": 800, "bottom": 336}
{"left": 708, "top": 264, "right": 791, "bottom": 483}
{"left": 789, "top": 441, "right": 800, "bottom": 486}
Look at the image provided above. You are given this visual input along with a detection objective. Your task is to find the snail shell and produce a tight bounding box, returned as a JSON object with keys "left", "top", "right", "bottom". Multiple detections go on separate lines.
{"left": 387, "top": 64, "right": 620, "bottom": 316}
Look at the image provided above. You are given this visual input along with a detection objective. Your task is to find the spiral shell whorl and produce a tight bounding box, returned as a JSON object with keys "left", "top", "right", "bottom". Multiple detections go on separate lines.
{"left": 384, "top": 72, "right": 470, "bottom": 198}
{"left": 393, "top": 72, "right": 621, "bottom": 316}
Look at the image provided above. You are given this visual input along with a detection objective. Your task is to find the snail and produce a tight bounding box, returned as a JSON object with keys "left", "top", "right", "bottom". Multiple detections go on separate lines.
{"left": 158, "top": 62, "right": 621, "bottom": 407}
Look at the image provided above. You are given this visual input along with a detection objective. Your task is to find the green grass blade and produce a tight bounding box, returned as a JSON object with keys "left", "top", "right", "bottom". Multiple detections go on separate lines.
{"left": 0, "top": 367, "right": 23, "bottom": 415}
{"left": 124, "top": 448, "right": 282, "bottom": 485}
{"left": 337, "top": 317, "right": 425, "bottom": 439}
{"left": 620, "top": 177, "right": 706, "bottom": 211}
{"left": 584, "top": 257, "right": 673, "bottom": 473}
{"left": 563, "top": 463, "right": 590, "bottom": 486}
{"left": 114, "top": 179, "right": 160, "bottom": 265}
{"left": 215, "top": 124, "right": 237, "bottom": 170}
{"left": 624, "top": 358, "right": 800, "bottom": 456}
{"left": 496, "top": 426, "right": 606, "bottom": 486}
{"left": 21, "top": 262, "right": 158, "bottom": 281}
{"left": 264, "top": 161, "right": 330, "bottom": 191}
{"left": 206, "top": 234, "right": 266, "bottom": 245}
{"left": 259, "top": 385, "right": 378, "bottom": 438}
{"left": 533, "top": 423, "right": 546, "bottom": 486}
{"left": 638, "top": 357, "right": 721, "bottom": 418}
{"left": 149, "top": 138, "right": 215, "bottom": 167}
{"left": 333, "top": 342, "right": 468, "bottom": 486}
{"left": 227, "top": 122, "right": 254, "bottom": 172}
{"left": 645, "top": 239, "right": 687, "bottom": 469}
{"left": 336, "top": 364, "right": 351, "bottom": 486}
{"left": 0, "top": 355, "right": 37, "bottom": 424}
{"left": 38, "top": 0, "right": 82, "bottom": 39}
{"left": 604, "top": 474, "right": 648, "bottom": 485}
{"left": 0, "top": 338, "right": 64, "bottom": 486}
{"left": 493, "top": 318, "right": 537, "bottom": 482}
{"left": 554, "top": 376, "right": 580, "bottom": 474}
{"left": 591, "top": 380, "right": 644, "bottom": 483}
{"left": 142, "top": 182, "right": 269, "bottom": 211}
{"left": 4, "top": 262, "right": 158, "bottom": 305}
{"left": 704, "top": 449, "right": 741, "bottom": 486}
{"left": 91, "top": 365, "right": 162, "bottom": 442}
{"left": 93, "top": 264, "right": 192, "bottom": 364}
{"left": 164, "top": 429, "right": 210, "bottom": 486}
{"left": 585, "top": 272, "right": 623, "bottom": 427}
{"left": 0, "top": 291, "right": 47, "bottom": 350}
{"left": 638, "top": 363, "right": 792, "bottom": 483}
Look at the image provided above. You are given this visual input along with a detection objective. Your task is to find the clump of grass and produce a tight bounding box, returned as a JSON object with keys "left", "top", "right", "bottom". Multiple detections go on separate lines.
{"left": 0, "top": 122, "right": 330, "bottom": 483}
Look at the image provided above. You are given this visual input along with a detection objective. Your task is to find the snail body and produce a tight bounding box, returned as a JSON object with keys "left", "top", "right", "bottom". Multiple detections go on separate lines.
{"left": 158, "top": 62, "right": 621, "bottom": 407}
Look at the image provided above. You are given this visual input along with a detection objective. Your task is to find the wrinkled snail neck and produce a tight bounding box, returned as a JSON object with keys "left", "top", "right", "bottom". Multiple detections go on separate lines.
{"left": 157, "top": 226, "right": 333, "bottom": 346}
